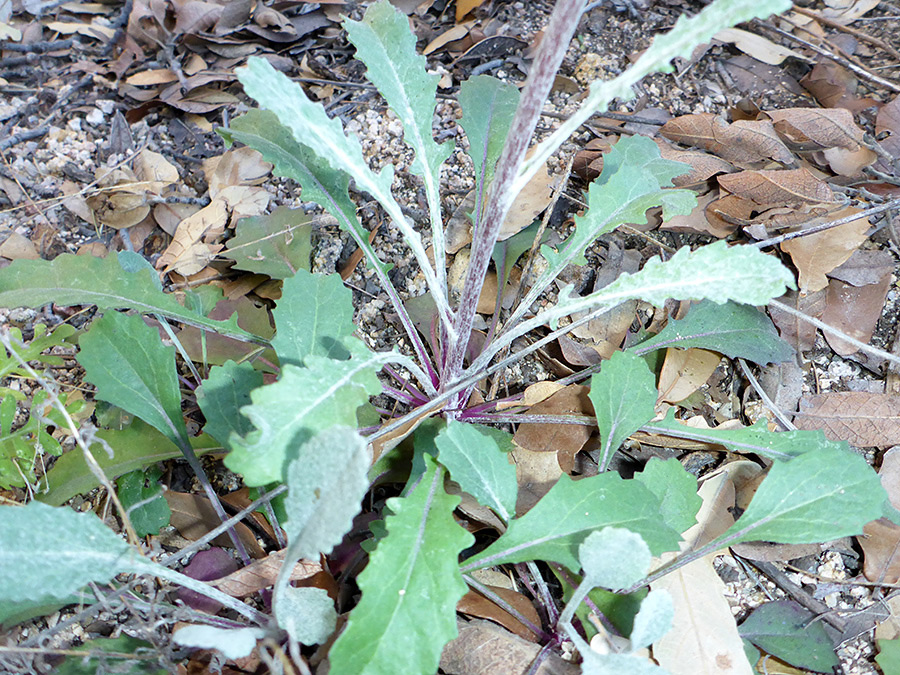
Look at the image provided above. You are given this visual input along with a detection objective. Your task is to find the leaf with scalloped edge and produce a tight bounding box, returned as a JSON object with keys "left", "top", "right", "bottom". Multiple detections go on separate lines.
{"left": 329, "top": 455, "right": 473, "bottom": 675}
{"left": 224, "top": 344, "right": 383, "bottom": 486}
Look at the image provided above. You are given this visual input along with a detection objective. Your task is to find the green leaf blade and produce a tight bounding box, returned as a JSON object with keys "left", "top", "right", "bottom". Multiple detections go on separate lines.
{"left": 463, "top": 473, "right": 682, "bottom": 571}
{"left": 117, "top": 466, "right": 171, "bottom": 537}
{"left": 588, "top": 351, "right": 658, "bottom": 471}
{"left": 633, "top": 457, "right": 701, "bottom": 536}
{"left": 224, "top": 347, "right": 383, "bottom": 486}
{"left": 434, "top": 420, "right": 517, "bottom": 523}
{"left": 223, "top": 206, "right": 312, "bottom": 279}
{"left": 196, "top": 360, "right": 263, "bottom": 449}
{"left": 0, "top": 502, "right": 134, "bottom": 603}
{"left": 0, "top": 253, "right": 257, "bottom": 342}
{"left": 329, "top": 455, "right": 473, "bottom": 675}
{"left": 739, "top": 600, "right": 838, "bottom": 672}
{"left": 77, "top": 311, "right": 188, "bottom": 448}
{"left": 724, "top": 446, "right": 885, "bottom": 546}
{"left": 271, "top": 269, "right": 356, "bottom": 367}
{"left": 632, "top": 300, "right": 794, "bottom": 365}
{"left": 344, "top": 0, "right": 452, "bottom": 195}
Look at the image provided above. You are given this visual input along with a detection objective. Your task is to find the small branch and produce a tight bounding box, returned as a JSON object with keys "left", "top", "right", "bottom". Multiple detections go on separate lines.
{"left": 0, "top": 38, "right": 76, "bottom": 53}
{"left": 790, "top": 5, "right": 900, "bottom": 61}
{"left": 0, "top": 126, "right": 48, "bottom": 151}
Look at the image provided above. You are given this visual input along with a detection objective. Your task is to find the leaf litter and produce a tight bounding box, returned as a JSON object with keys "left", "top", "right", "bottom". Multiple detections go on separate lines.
{"left": 2, "top": 0, "right": 900, "bottom": 672}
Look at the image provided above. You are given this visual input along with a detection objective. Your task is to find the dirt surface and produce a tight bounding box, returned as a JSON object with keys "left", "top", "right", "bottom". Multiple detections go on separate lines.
{"left": 3, "top": 0, "right": 900, "bottom": 673}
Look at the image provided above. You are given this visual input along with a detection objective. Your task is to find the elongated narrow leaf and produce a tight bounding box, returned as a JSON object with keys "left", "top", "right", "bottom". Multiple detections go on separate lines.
{"left": 196, "top": 360, "right": 263, "bottom": 449}
{"left": 643, "top": 408, "right": 846, "bottom": 462}
{"left": 514, "top": 0, "right": 792, "bottom": 198}
{"left": 221, "top": 110, "right": 391, "bottom": 281}
{"left": 236, "top": 58, "right": 447, "bottom": 318}
{"left": 0, "top": 501, "right": 134, "bottom": 603}
{"left": 462, "top": 473, "right": 682, "bottom": 572}
{"left": 272, "top": 269, "right": 356, "bottom": 367}
{"left": 458, "top": 75, "right": 519, "bottom": 208}
{"left": 588, "top": 351, "right": 658, "bottom": 471}
{"left": 633, "top": 458, "right": 701, "bottom": 536}
{"left": 722, "top": 446, "right": 884, "bottom": 545}
{"left": 225, "top": 345, "right": 383, "bottom": 486}
{"left": 330, "top": 455, "right": 472, "bottom": 675}
{"left": 38, "top": 422, "right": 218, "bottom": 507}
{"left": 632, "top": 300, "right": 793, "bottom": 365}
{"left": 0, "top": 253, "right": 257, "bottom": 342}
{"left": 434, "top": 420, "right": 517, "bottom": 522}
{"left": 282, "top": 426, "right": 370, "bottom": 561}
{"left": 77, "top": 311, "right": 188, "bottom": 448}
{"left": 344, "top": 0, "right": 452, "bottom": 201}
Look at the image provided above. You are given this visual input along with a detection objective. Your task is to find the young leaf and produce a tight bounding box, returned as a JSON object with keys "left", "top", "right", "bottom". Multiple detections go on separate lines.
{"left": 739, "top": 600, "right": 838, "bottom": 672}
{"left": 117, "top": 466, "right": 171, "bottom": 537}
{"left": 491, "top": 219, "right": 550, "bottom": 290}
{"left": 38, "top": 421, "right": 218, "bottom": 507}
{"left": 588, "top": 351, "right": 658, "bottom": 471}
{"left": 225, "top": 346, "right": 383, "bottom": 486}
{"left": 433, "top": 420, "right": 517, "bottom": 523}
{"left": 196, "top": 360, "right": 263, "bottom": 449}
{"left": 329, "top": 455, "right": 473, "bottom": 675}
{"left": 236, "top": 57, "right": 451, "bottom": 323}
{"left": 282, "top": 426, "right": 370, "bottom": 561}
{"left": 642, "top": 408, "right": 846, "bottom": 462}
{"left": 172, "top": 625, "right": 266, "bottom": 660}
{"left": 633, "top": 458, "right": 701, "bottom": 536}
{"left": 223, "top": 206, "right": 312, "bottom": 279}
{"left": 461, "top": 473, "right": 682, "bottom": 572}
{"left": 458, "top": 75, "right": 519, "bottom": 214}
{"left": 722, "top": 446, "right": 885, "bottom": 546}
{"left": 628, "top": 590, "right": 674, "bottom": 651}
{"left": 275, "top": 586, "right": 338, "bottom": 646}
{"left": 77, "top": 311, "right": 188, "bottom": 449}
{"left": 271, "top": 269, "right": 356, "bottom": 367}
{"left": 579, "top": 527, "right": 651, "bottom": 591}
{"left": 0, "top": 253, "right": 258, "bottom": 342}
{"left": 0, "top": 323, "right": 77, "bottom": 381}
{"left": 0, "top": 501, "right": 133, "bottom": 603}
{"left": 344, "top": 0, "right": 453, "bottom": 263}
{"left": 632, "top": 300, "right": 793, "bottom": 365}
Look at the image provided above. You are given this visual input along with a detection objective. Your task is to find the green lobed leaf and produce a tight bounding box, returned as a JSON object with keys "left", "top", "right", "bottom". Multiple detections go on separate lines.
{"left": 271, "top": 269, "right": 356, "bottom": 367}
{"left": 579, "top": 527, "right": 651, "bottom": 591}
{"left": 224, "top": 345, "right": 383, "bottom": 486}
{"left": 0, "top": 501, "right": 135, "bottom": 603}
{"left": 0, "top": 390, "right": 87, "bottom": 489}
{"left": 632, "top": 300, "right": 794, "bottom": 365}
{"left": 633, "top": 458, "right": 701, "bottom": 536}
{"left": 544, "top": 136, "right": 694, "bottom": 270}
{"left": 37, "top": 421, "right": 218, "bottom": 507}
{"left": 723, "top": 446, "right": 885, "bottom": 546}
{"left": 223, "top": 206, "right": 312, "bottom": 279}
{"left": 196, "top": 360, "right": 263, "bottom": 449}
{"left": 275, "top": 586, "right": 338, "bottom": 646}
{"left": 282, "top": 426, "right": 370, "bottom": 561}
{"left": 461, "top": 473, "right": 682, "bottom": 572}
{"left": 117, "top": 466, "right": 171, "bottom": 537}
{"left": 77, "top": 311, "right": 189, "bottom": 449}
{"left": 458, "top": 74, "right": 519, "bottom": 213}
{"left": 739, "top": 600, "right": 838, "bottom": 672}
{"left": 0, "top": 253, "right": 258, "bottom": 342}
{"left": 343, "top": 0, "right": 452, "bottom": 202}
{"left": 588, "top": 351, "right": 658, "bottom": 471}
{"left": 643, "top": 408, "right": 846, "bottom": 462}
{"left": 220, "top": 110, "right": 392, "bottom": 281}
{"left": 0, "top": 323, "right": 77, "bottom": 381}
{"left": 433, "top": 420, "right": 517, "bottom": 523}
{"left": 329, "top": 455, "right": 473, "bottom": 675}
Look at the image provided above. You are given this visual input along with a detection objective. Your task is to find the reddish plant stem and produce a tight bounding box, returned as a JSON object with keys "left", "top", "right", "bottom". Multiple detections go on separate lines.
{"left": 439, "top": 0, "right": 587, "bottom": 400}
